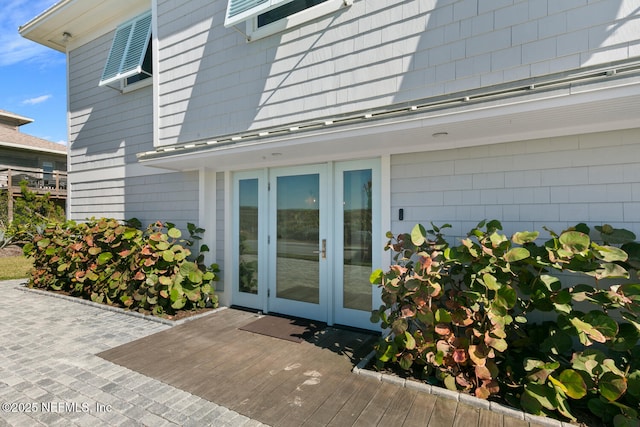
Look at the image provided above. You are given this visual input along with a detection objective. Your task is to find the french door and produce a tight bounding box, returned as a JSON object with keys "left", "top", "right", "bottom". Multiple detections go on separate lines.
{"left": 232, "top": 160, "right": 379, "bottom": 329}
{"left": 268, "top": 165, "right": 328, "bottom": 321}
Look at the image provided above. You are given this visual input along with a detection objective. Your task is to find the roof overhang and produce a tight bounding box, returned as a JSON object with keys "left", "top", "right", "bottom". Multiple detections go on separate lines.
{"left": 139, "top": 61, "right": 640, "bottom": 172}
{"left": 19, "top": 0, "right": 150, "bottom": 52}
{"left": 0, "top": 111, "right": 33, "bottom": 128}
{"left": 0, "top": 141, "right": 66, "bottom": 156}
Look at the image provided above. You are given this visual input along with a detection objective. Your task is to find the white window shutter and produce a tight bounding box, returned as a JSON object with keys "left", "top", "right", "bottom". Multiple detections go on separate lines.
{"left": 224, "top": 0, "right": 294, "bottom": 27}
{"left": 100, "top": 11, "right": 152, "bottom": 87}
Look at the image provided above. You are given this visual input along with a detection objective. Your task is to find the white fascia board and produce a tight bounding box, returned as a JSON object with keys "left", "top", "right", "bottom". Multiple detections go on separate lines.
{"left": 0, "top": 141, "right": 67, "bottom": 156}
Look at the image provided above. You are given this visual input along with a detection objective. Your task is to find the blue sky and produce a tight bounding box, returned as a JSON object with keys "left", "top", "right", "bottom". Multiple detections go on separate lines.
{"left": 1, "top": 0, "right": 67, "bottom": 146}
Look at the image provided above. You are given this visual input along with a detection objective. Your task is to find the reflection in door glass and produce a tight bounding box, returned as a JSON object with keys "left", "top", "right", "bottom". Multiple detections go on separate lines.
{"left": 343, "top": 169, "right": 372, "bottom": 311}
{"left": 239, "top": 179, "right": 258, "bottom": 294}
{"left": 276, "top": 174, "right": 320, "bottom": 304}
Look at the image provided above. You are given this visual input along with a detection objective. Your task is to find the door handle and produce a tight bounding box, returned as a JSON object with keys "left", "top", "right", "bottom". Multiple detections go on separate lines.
{"left": 313, "top": 239, "right": 327, "bottom": 259}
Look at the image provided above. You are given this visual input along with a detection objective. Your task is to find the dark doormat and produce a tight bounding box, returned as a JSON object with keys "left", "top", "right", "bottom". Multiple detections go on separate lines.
{"left": 238, "top": 314, "right": 326, "bottom": 343}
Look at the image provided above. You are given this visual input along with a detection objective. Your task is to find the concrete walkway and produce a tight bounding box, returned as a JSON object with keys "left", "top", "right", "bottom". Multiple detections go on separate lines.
{"left": 0, "top": 280, "right": 266, "bottom": 427}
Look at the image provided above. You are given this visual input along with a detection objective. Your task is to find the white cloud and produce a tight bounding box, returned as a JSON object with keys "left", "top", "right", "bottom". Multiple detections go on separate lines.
{"left": 0, "top": 0, "right": 62, "bottom": 67}
{"left": 22, "top": 94, "right": 52, "bottom": 105}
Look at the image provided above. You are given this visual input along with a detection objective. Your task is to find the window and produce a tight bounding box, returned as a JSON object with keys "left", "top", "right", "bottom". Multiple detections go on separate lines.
{"left": 225, "top": 0, "right": 351, "bottom": 40}
{"left": 99, "top": 11, "right": 152, "bottom": 88}
{"left": 257, "top": 0, "right": 328, "bottom": 28}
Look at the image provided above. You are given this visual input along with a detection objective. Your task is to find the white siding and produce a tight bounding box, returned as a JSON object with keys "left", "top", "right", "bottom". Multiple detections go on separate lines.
{"left": 390, "top": 128, "right": 640, "bottom": 240}
{"left": 67, "top": 31, "right": 198, "bottom": 227}
{"left": 156, "top": 0, "right": 640, "bottom": 147}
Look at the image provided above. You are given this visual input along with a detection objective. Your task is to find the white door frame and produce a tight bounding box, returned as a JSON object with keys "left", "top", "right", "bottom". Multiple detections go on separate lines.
{"left": 229, "top": 158, "right": 382, "bottom": 329}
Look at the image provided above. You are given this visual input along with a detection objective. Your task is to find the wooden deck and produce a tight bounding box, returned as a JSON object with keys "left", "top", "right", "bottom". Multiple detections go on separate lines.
{"left": 99, "top": 308, "right": 538, "bottom": 427}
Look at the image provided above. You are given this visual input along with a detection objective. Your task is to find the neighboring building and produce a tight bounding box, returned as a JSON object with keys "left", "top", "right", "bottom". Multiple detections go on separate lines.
{"left": 20, "top": 0, "right": 640, "bottom": 329}
{"left": 0, "top": 110, "right": 67, "bottom": 221}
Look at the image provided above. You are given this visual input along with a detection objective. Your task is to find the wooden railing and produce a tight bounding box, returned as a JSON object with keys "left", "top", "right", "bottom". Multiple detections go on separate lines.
{"left": 0, "top": 167, "right": 67, "bottom": 222}
{"left": 0, "top": 166, "right": 67, "bottom": 197}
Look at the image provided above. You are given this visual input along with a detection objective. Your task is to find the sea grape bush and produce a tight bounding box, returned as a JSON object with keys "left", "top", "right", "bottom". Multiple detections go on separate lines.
{"left": 370, "top": 221, "right": 640, "bottom": 426}
{"left": 23, "top": 218, "right": 218, "bottom": 316}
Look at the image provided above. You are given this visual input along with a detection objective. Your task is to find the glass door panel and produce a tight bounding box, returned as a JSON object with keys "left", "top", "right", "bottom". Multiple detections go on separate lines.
{"left": 342, "top": 169, "right": 372, "bottom": 311}
{"left": 233, "top": 171, "right": 266, "bottom": 311}
{"left": 269, "top": 166, "right": 327, "bottom": 322}
{"left": 334, "top": 160, "right": 379, "bottom": 330}
{"left": 275, "top": 173, "right": 320, "bottom": 303}
{"left": 238, "top": 178, "right": 259, "bottom": 295}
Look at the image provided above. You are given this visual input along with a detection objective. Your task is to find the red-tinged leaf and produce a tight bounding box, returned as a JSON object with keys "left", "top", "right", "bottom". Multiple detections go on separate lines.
{"left": 149, "top": 232, "right": 163, "bottom": 242}
{"left": 119, "top": 249, "right": 131, "bottom": 257}
{"left": 453, "top": 348, "right": 467, "bottom": 364}
{"left": 144, "top": 258, "right": 155, "bottom": 267}
{"left": 469, "top": 345, "right": 487, "bottom": 367}
{"left": 435, "top": 323, "right": 452, "bottom": 336}
{"left": 476, "top": 365, "right": 492, "bottom": 380}
{"left": 159, "top": 290, "right": 169, "bottom": 299}
{"left": 75, "top": 270, "right": 85, "bottom": 279}
{"left": 84, "top": 235, "right": 94, "bottom": 246}
{"left": 71, "top": 242, "right": 84, "bottom": 251}
{"left": 475, "top": 386, "right": 491, "bottom": 399}
{"left": 141, "top": 246, "right": 153, "bottom": 255}
{"left": 455, "top": 374, "right": 472, "bottom": 388}
{"left": 134, "top": 271, "right": 145, "bottom": 281}
{"left": 436, "top": 340, "right": 451, "bottom": 354}
{"left": 483, "top": 379, "right": 500, "bottom": 394}
{"left": 401, "top": 304, "right": 416, "bottom": 318}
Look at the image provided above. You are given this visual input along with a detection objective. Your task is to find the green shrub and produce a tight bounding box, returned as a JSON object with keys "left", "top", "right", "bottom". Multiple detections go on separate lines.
{"left": 371, "top": 221, "right": 640, "bottom": 426}
{"left": 1, "top": 182, "right": 65, "bottom": 248}
{"left": 23, "top": 218, "right": 218, "bottom": 316}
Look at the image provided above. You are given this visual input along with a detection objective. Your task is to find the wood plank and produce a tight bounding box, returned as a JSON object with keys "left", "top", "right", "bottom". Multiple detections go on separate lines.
{"left": 327, "top": 376, "right": 381, "bottom": 426}
{"left": 453, "top": 402, "right": 480, "bottom": 427}
{"left": 351, "top": 381, "right": 398, "bottom": 427}
{"left": 502, "top": 417, "right": 529, "bottom": 427}
{"left": 101, "top": 308, "right": 522, "bottom": 427}
{"left": 427, "top": 396, "right": 459, "bottom": 427}
{"left": 402, "top": 391, "right": 438, "bottom": 427}
{"left": 300, "top": 374, "right": 368, "bottom": 426}
{"left": 376, "top": 388, "right": 417, "bottom": 426}
{"left": 477, "top": 408, "right": 504, "bottom": 427}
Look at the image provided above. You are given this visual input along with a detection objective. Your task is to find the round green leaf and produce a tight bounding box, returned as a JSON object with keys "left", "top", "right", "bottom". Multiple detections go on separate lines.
{"left": 411, "top": 224, "right": 427, "bottom": 246}
{"left": 399, "top": 353, "right": 414, "bottom": 371}
{"left": 88, "top": 246, "right": 102, "bottom": 256}
{"left": 584, "top": 310, "right": 619, "bottom": 340}
{"left": 435, "top": 308, "right": 452, "bottom": 323}
{"left": 627, "top": 370, "right": 640, "bottom": 399}
{"left": 97, "top": 252, "right": 113, "bottom": 265}
{"left": 558, "top": 369, "right": 587, "bottom": 399}
{"left": 162, "top": 250, "right": 175, "bottom": 262}
{"left": 559, "top": 231, "right": 590, "bottom": 254}
{"left": 168, "top": 227, "right": 182, "bottom": 239}
{"left": 171, "top": 297, "right": 186, "bottom": 310}
{"left": 496, "top": 285, "right": 517, "bottom": 309}
{"left": 504, "top": 247, "right": 530, "bottom": 262}
{"left": 370, "top": 269, "right": 384, "bottom": 285}
{"left": 378, "top": 341, "right": 397, "bottom": 363}
{"left": 600, "top": 372, "right": 627, "bottom": 402}
{"left": 483, "top": 273, "right": 500, "bottom": 291}
{"left": 403, "top": 331, "right": 416, "bottom": 350}
{"left": 512, "top": 231, "right": 539, "bottom": 244}
{"left": 610, "top": 323, "right": 639, "bottom": 352}
{"left": 592, "top": 244, "right": 628, "bottom": 262}
{"left": 524, "top": 383, "right": 557, "bottom": 411}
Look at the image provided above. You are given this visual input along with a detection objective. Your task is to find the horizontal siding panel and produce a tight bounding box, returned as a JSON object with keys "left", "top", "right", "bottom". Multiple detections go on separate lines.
{"left": 390, "top": 129, "right": 640, "bottom": 242}
{"left": 156, "top": 0, "right": 640, "bottom": 146}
